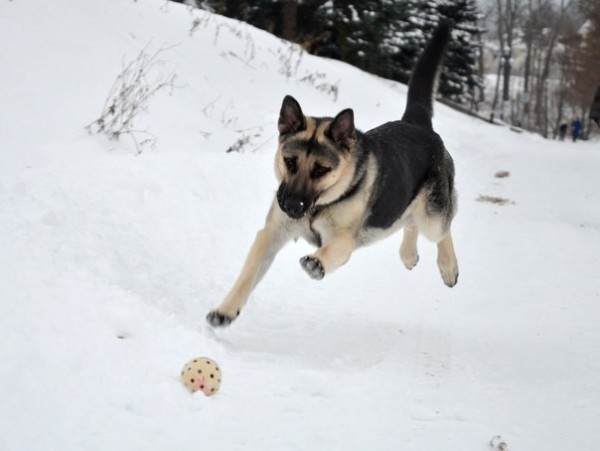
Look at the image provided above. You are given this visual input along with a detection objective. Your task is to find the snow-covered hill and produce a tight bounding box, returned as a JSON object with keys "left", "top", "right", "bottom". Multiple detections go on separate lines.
{"left": 1, "top": 1, "right": 599, "bottom": 450}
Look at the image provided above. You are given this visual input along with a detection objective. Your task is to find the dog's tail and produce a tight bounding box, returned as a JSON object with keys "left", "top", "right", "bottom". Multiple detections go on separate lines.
{"left": 402, "top": 20, "right": 452, "bottom": 127}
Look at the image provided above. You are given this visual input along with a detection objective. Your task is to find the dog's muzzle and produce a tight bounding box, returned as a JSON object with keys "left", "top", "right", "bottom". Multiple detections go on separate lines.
{"left": 280, "top": 195, "right": 310, "bottom": 219}
{"left": 277, "top": 185, "right": 315, "bottom": 219}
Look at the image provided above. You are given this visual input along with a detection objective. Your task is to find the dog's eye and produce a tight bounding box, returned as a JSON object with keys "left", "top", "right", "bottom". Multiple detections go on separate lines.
{"left": 311, "top": 164, "right": 332, "bottom": 179}
{"left": 284, "top": 157, "right": 298, "bottom": 174}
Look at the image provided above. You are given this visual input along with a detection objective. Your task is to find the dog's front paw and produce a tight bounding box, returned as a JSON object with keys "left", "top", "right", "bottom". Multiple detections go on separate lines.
{"left": 206, "top": 310, "right": 238, "bottom": 327}
{"left": 300, "top": 255, "right": 325, "bottom": 280}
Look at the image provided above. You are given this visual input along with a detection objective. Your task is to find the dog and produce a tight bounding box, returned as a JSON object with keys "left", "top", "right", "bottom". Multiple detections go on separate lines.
{"left": 206, "top": 21, "right": 458, "bottom": 327}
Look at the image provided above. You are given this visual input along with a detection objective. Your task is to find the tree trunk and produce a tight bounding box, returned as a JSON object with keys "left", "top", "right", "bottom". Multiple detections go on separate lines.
{"left": 477, "top": 26, "right": 486, "bottom": 103}
{"left": 281, "top": 0, "right": 297, "bottom": 42}
{"left": 491, "top": 59, "right": 503, "bottom": 121}
{"left": 543, "top": 86, "right": 549, "bottom": 137}
{"left": 502, "top": 56, "right": 512, "bottom": 102}
{"left": 553, "top": 69, "right": 568, "bottom": 138}
{"left": 225, "top": 0, "right": 243, "bottom": 19}
{"left": 501, "top": 0, "right": 514, "bottom": 103}
{"left": 590, "top": 86, "right": 600, "bottom": 126}
{"left": 522, "top": 0, "right": 534, "bottom": 122}
{"left": 535, "top": 0, "right": 568, "bottom": 134}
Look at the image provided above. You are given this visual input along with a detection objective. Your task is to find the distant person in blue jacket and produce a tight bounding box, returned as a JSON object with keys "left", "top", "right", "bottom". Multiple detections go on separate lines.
{"left": 571, "top": 118, "right": 582, "bottom": 142}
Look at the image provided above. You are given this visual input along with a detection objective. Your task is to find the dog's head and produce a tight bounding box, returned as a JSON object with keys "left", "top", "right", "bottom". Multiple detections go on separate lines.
{"left": 275, "top": 95, "right": 357, "bottom": 219}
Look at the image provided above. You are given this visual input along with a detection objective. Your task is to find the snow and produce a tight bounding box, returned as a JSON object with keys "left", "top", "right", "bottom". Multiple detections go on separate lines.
{"left": 1, "top": 1, "right": 600, "bottom": 450}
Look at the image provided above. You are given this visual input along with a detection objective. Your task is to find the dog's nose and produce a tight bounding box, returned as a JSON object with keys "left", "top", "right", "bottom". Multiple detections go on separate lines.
{"left": 283, "top": 197, "right": 308, "bottom": 219}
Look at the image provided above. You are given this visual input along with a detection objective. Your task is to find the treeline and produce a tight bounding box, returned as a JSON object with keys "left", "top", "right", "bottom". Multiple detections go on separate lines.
{"left": 175, "top": 0, "right": 599, "bottom": 139}
{"left": 178, "top": 0, "right": 484, "bottom": 108}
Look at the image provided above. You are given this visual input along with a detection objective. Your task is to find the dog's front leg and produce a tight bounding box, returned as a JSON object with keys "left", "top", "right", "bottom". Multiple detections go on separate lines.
{"left": 300, "top": 230, "right": 355, "bottom": 280}
{"left": 206, "top": 203, "right": 291, "bottom": 327}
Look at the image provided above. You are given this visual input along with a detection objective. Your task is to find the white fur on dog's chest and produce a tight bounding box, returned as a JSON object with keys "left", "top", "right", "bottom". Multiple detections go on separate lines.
{"left": 303, "top": 186, "right": 422, "bottom": 249}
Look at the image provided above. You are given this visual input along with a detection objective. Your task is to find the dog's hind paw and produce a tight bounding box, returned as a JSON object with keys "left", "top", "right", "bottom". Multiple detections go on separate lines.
{"left": 300, "top": 255, "right": 325, "bottom": 280}
{"left": 401, "top": 253, "right": 419, "bottom": 270}
{"left": 440, "top": 267, "right": 459, "bottom": 287}
{"left": 206, "top": 310, "right": 238, "bottom": 327}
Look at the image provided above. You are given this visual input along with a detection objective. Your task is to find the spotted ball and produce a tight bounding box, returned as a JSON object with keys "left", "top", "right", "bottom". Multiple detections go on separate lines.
{"left": 181, "top": 357, "right": 222, "bottom": 396}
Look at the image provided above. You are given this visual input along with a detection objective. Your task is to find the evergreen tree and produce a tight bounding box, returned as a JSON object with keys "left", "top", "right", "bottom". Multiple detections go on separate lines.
{"left": 384, "top": 0, "right": 433, "bottom": 83}
{"left": 377, "top": 0, "right": 414, "bottom": 80}
{"left": 436, "top": 0, "right": 483, "bottom": 104}
{"left": 383, "top": 0, "right": 483, "bottom": 104}
{"left": 317, "top": 1, "right": 387, "bottom": 74}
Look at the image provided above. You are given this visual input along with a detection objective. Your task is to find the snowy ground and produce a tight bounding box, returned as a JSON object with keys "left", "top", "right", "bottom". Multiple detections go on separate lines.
{"left": 1, "top": 1, "right": 600, "bottom": 450}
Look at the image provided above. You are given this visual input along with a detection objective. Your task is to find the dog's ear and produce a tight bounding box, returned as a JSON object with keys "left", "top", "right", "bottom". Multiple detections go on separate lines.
{"left": 328, "top": 109, "right": 356, "bottom": 151}
{"left": 278, "top": 95, "right": 305, "bottom": 135}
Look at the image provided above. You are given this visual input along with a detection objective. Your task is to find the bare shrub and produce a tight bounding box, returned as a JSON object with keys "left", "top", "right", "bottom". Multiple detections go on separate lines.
{"left": 299, "top": 71, "right": 339, "bottom": 101}
{"left": 86, "top": 44, "right": 177, "bottom": 154}
{"left": 276, "top": 41, "right": 303, "bottom": 79}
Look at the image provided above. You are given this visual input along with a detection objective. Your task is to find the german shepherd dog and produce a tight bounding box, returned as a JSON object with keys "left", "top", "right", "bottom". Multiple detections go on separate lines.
{"left": 207, "top": 21, "right": 458, "bottom": 327}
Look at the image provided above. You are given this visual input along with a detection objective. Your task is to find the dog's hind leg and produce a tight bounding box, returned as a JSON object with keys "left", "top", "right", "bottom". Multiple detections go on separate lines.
{"left": 400, "top": 225, "right": 420, "bottom": 270}
{"left": 436, "top": 228, "right": 458, "bottom": 287}
{"left": 206, "top": 202, "right": 292, "bottom": 327}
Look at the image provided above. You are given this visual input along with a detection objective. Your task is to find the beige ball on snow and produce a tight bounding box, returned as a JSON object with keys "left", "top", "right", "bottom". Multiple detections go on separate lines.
{"left": 181, "top": 357, "right": 222, "bottom": 396}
